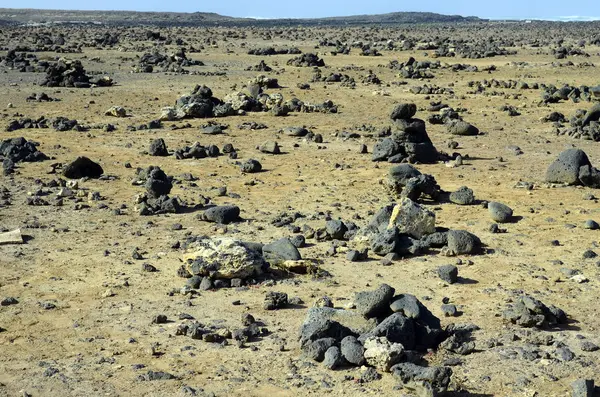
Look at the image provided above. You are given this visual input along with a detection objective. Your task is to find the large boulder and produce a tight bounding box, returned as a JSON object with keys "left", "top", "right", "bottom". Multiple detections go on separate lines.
{"left": 582, "top": 103, "right": 600, "bottom": 126}
{"left": 149, "top": 138, "right": 169, "bottom": 156}
{"left": 372, "top": 138, "right": 400, "bottom": 161}
{"left": 63, "top": 156, "right": 103, "bottom": 179}
{"left": 301, "top": 307, "right": 377, "bottom": 336}
{"left": 262, "top": 238, "right": 302, "bottom": 263}
{"left": 446, "top": 230, "right": 481, "bottom": 255}
{"left": 354, "top": 284, "right": 395, "bottom": 319}
{"left": 390, "top": 103, "right": 417, "bottom": 121}
{"left": 386, "top": 165, "right": 440, "bottom": 201}
{"left": 446, "top": 120, "right": 479, "bottom": 136}
{"left": 363, "top": 337, "right": 404, "bottom": 372}
{"left": 359, "top": 312, "right": 416, "bottom": 349}
{"left": 391, "top": 363, "right": 452, "bottom": 396}
{"left": 182, "top": 237, "right": 265, "bottom": 279}
{"left": 545, "top": 149, "right": 600, "bottom": 187}
{"left": 449, "top": 186, "right": 475, "bottom": 205}
{"left": 387, "top": 198, "right": 435, "bottom": 239}
{"left": 201, "top": 205, "right": 240, "bottom": 224}
{"left": 388, "top": 164, "right": 421, "bottom": 184}
{"left": 488, "top": 201, "right": 513, "bottom": 223}
{"left": 143, "top": 166, "right": 172, "bottom": 198}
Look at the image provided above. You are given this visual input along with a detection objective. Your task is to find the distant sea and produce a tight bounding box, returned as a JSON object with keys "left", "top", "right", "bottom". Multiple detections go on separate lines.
{"left": 489, "top": 16, "right": 600, "bottom": 21}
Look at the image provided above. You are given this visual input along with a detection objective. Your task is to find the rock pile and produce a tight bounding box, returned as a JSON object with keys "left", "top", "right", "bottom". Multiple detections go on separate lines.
{"left": 299, "top": 284, "right": 452, "bottom": 394}
{"left": 0, "top": 137, "right": 48, "bottom": 164}
{"left": 41, "top": 59, "right": 113, "bottom": 88}
{"left": 180, "top": 235, "right": 311, "bottom": 288}
{"left": 246, "top": 60, "right": 272, "bottom": 72}
{"left": 133, "top": 166, "right": 180, "bottom": 215}
{"left": 388, "top": 57, "right": 440, "bottom": 79}
{"left": 311, "top": 71, "right": 356, "bottom": 87}
{"left": 372, "top": 104, "right": 439, "bottom": 163}
{"left": 134, "top": 49, "right": 204, "bottom": 73}
{"left": 554, "top": 104, "right": 600, "bottom": 141}
{"left": 353, "top": 196, "right": 481, "bottom": 259}
{"left": 159, "top": 85, "right": 338, "bottom": 121}
{"left": 0, "top": 50, "right": 46, "bottom": 72}
{"left": 25, "top": 92, "right": 57, "bottom": 102}
{"left": 409, "top": 84, "right": 454, "bottom": 95}
{"left": 502, "top": 295, "right": 567, "bottom": 328}
{"left": 385, "top": 164, "right": 441, "bottom": 201}
{"left": 6, "top": 116, "right": 87, "bottom": 132}
{"left": 432, "top": 41, "right": 516, "bottom": 58}
{"left": 247, "top": 47, "right": 301, "bottom": 55}
{"left": 286, "top": 53, "right": 325, "bottom": 67}
{"left": 173, "top": 142, "right": 227, "bottom": 160}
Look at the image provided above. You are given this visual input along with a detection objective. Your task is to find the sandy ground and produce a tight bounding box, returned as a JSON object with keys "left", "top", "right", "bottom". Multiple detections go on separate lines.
{"left": 1, "top": 25, "right": 600, "bottom": 397}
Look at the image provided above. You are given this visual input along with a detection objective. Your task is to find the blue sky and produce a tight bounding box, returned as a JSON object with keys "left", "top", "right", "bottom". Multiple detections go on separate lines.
{"left": 3, "top": 0, "right": 600, "bottom": 20}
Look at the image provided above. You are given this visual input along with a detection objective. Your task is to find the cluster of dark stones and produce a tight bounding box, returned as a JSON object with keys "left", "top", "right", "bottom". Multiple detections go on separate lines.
{"left": 161, "top": 85, "right": 338, "bottom": 121}
{"left": 287, "top": 98, "right": 338, "bottom": 114}
{"left": 388, "top": 57, "right": 440, "bottom": 79}
{"left": 247, "top": 47, "right": 301, "bottom": 55}
{"left": 502, "top": 295, "right": 567, "bottom": 328}
{"left": 552, "top": 104, "right": 600, "bottom": 141}
{"left": 0, "top": 50, "right": 48, "bottom": 72}
{"left": 359, "top": 46, "right": 381, "bottom": 56}
{"left": 299, "top": 284, "right": 453, "bottom": 394}
{"left": 361, "top": 70, "right": 381, "bottom": 85}
{"left": 426, "top": 102, "right": 463, "bottom": 125}
{"left": 311, "top": 70, "right": 355, "bottom": 87}
{"left": 245, "top": 60, "right": 272, "bottom": 72}
{"left": 365, "top": 200, "right": 481, "bottom": 259}
{"left": 467, "top": 79, "right": 540, "bottom": 91}
{"left": 40, "top": 59, "right": 113, "bottom": 88}
{"left": 248, "top": 75, "right": 279, "bottom": 89}
{"left": 384, "top": 164, "right": 441, "bottom": 202}
{"left": 173, "top": 142, "right": 235, "bottom": 160}
{"left": 1, "top": 137, "right": 48, "bottom": 174}
{"left": 134, "top": 166, "right": 180, "bottom": 215}
{"left": 174, "top": 311, "right": 270, "bottom": 349}
{"left": 372, "top": 104, "right": 439, "bottom": 164}
{"left": 6, "top": 116, "right": 85, "bottom": 132}
{"left": 409, "top": 85, "right": 454, "bottom": 95}
{"left": 286, "top": 53, "right": 325, "bottom": 67}
{"left": 317, "top": 39, "right": 351, "bottom": 54}
{"left": 134, "top": 49, "right": 204, "bottom": 73}
{"left": 467, "top": 80, "right": 600, "bottom": 104}
{"left": 25, "top": 92, "right": 58, "bottom": 102}
{"left": 499, "top": 105, "right": 521, "bottom": 117}
{"left": 449, "top": 63, "right": 479, "bottom": 72}
{"left": 312, "top": 219, "right": 360, "bottom": 242}
{"left": 541, "top": 84, "right": 600, "bottom": 104}
{"left": 552, "top": 45, "right": 589, "bottom": 59}
{"left": 431, "top": 41, "right": 517, "bottom": 58}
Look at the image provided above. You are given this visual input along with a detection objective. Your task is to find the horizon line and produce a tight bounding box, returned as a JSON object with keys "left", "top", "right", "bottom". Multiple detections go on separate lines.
{"left": 1, "top": 7, "right": 599, "bottom": 22}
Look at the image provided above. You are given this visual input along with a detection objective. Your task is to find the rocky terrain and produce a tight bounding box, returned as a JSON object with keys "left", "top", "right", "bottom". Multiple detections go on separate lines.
{"left": 0, "top": 15, "right": 600, "bottom": 397}
{"left": 0, "top": 9, "right": 483, "bottom": 26}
